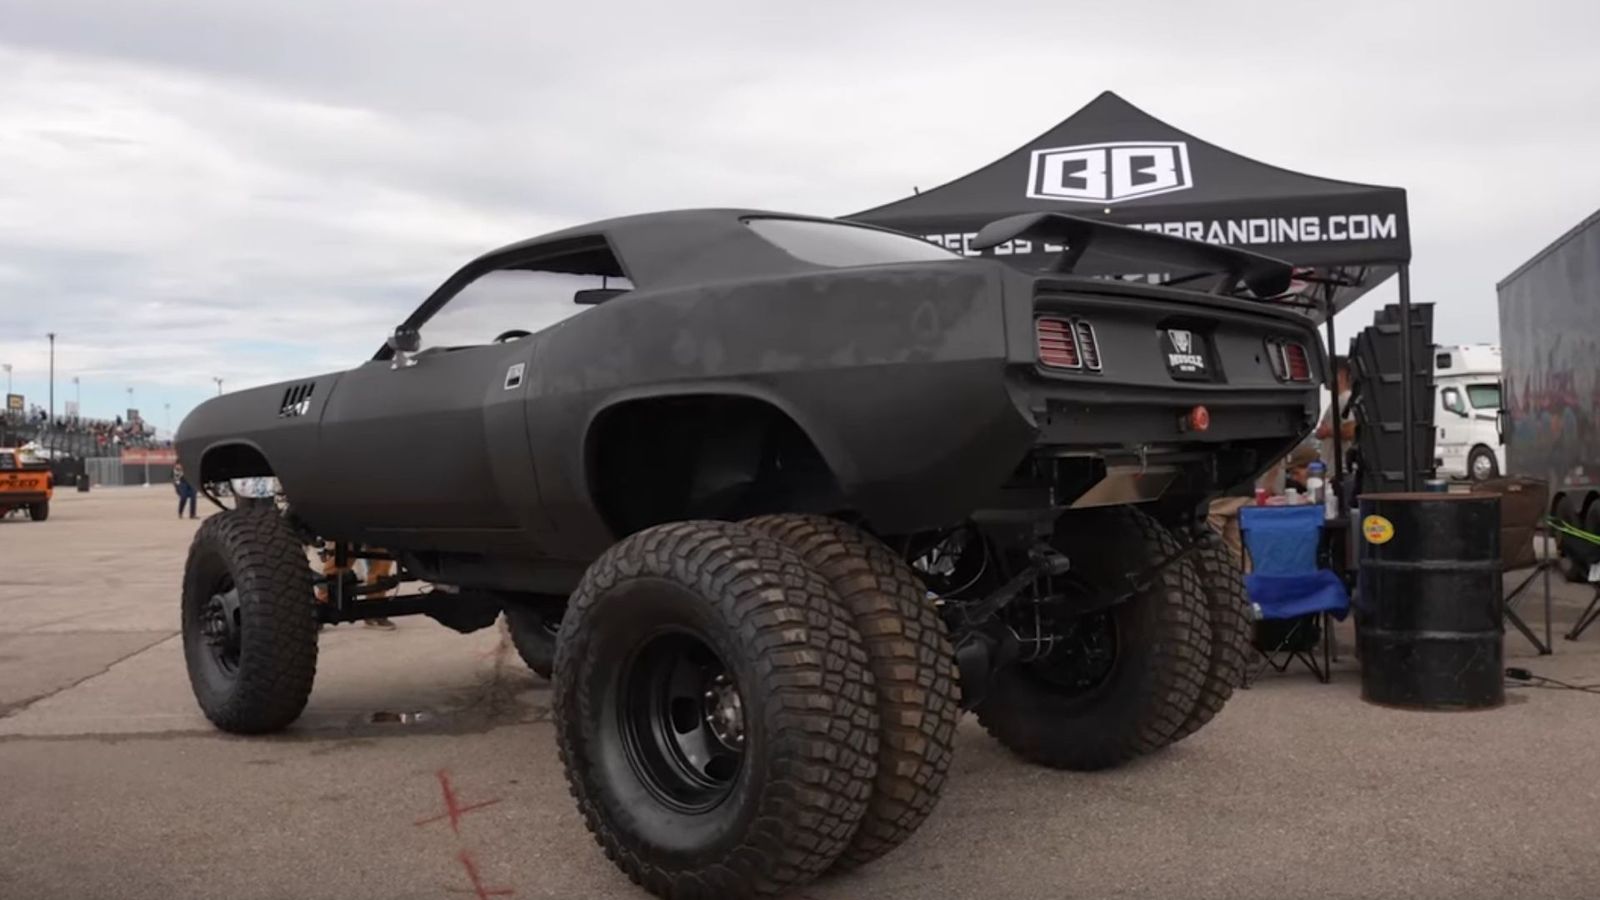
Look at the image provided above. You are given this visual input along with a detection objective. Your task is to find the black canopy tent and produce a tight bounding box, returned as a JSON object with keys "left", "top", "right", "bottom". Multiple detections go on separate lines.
{"left": 849, "top": 91, "right": 1416, "bottom": 488}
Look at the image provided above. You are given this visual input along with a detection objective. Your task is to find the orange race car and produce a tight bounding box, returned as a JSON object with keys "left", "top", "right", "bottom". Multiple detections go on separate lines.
{"left": 0, "top": 447, "right": 53, "bottom": 521}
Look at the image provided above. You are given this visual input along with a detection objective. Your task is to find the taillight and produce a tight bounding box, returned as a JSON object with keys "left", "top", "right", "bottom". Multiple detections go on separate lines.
{"left": 1074, "top": 320, "right": 1101, "bottom": 371}
{"left": 1282, "top": 342, "right": 1311, "bottom": 381}
{"left": 1036, "top": 317, "right": 1101, "bottom": 373}
{"left": 1265, "top": 338, "right": 1312, "bottom": 383}
{"left": 1036, "top": 318, "right": 1080, "bottom": 369}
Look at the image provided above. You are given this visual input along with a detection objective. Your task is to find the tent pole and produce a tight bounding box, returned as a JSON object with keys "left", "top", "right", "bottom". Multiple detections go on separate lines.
{"left": 1324, "top": 284, "right": 1342, "bottom": 486}
{"left": 1398, "top": 264, "right": 1416, "bottom": 491}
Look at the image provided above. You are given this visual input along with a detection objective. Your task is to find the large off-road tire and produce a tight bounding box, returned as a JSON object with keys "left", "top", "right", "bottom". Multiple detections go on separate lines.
{"left": 1165, "top": 532, "right": 1249, "bottom": 744}
{"left": 180, "top": 506, "right": 318, "bottom": 734}
{"left": 976, "top": 506, "right": 1210, "bottom": 771}
{"left": 553, "top": 521, "right": 879, "bottom": 899}
{"left": 27, "top": 501, "right": 48, "bottom": 521}
{"left": 503, "top": 604, "right": 559, "bottom": 680}
{"left": 745, "top": 514, "right": 959, "bottom": 870}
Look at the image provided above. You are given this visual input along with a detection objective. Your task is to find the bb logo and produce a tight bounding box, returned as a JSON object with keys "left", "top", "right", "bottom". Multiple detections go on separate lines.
{"left": 1027, "top": 141, "right": 1194, "bottom": 204}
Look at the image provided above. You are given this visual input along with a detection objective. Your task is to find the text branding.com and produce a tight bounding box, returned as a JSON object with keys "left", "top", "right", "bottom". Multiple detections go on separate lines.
{"left": 924, "top": 213, "right": 1400, "bottom": 256}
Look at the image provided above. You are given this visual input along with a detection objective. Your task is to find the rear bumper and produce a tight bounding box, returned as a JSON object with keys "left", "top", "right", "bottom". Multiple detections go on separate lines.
{"left": 0, "top": 491, "right": 51, "bottom": 506}
{"left": 1015, "top": 377, "right": 1319, "bottom": 448}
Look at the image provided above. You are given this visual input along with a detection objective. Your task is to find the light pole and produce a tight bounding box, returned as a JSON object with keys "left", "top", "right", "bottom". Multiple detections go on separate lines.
{"left": 3, "top": 362, "right": 11, "bottom": 394}
{"left": 213, "top": 376, "right": 224, "bottom": 396}
{"left": 164, "top": 402, "right": 171, "bottom": 436}
{"left": 47, "top": 333, "right": 55, "bottom": 423}
{"left": 46, "top": 333, "right": 55, "bottom": 455}
{"left": 126, "top": 386, "right": 148, "bottom": 486}
{"left": 72, "top": 377, "right": 80, "bottom": 417}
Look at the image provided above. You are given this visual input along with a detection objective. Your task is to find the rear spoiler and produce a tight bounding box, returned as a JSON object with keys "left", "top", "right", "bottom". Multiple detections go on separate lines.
{"left": 971, "top": 212, "right": 1294, "bottom": 298}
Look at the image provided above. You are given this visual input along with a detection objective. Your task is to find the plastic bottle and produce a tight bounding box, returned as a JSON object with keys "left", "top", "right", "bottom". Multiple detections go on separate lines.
{"left": 1306, "top": 460, "right": 1326, "bottom": 507}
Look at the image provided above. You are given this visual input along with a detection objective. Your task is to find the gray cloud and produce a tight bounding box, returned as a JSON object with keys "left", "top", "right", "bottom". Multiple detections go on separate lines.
{"left": 1, "top": 0, "right": 1597, "bottom": 425}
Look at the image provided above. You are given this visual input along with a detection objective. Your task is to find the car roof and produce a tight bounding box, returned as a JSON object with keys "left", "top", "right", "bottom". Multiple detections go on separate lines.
{"left": 465, "top": 208, "right": 951, "bottom": 290}
{"left": 390, "top": 209, "right": 964, "bottom": 342}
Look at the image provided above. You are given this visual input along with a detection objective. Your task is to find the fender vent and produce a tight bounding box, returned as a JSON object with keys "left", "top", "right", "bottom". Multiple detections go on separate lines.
{"left": 278, "top": 382, "right": 315, "bottom": 418}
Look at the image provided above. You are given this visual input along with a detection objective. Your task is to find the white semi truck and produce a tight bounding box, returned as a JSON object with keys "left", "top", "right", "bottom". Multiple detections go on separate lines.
{"left": 1432, "top": 343, "right": 1505, "bottom": 481}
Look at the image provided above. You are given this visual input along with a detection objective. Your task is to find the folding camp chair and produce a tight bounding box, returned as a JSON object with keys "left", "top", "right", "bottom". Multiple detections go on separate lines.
{"left": 1474, "top": 477, "right": 1555, "bottom": 654}
{"left": 1549, "top": 515, "right": 1600, "bottom": 642}
{"left": 1239, "top": 505, "right": 1351, "bottom": 684}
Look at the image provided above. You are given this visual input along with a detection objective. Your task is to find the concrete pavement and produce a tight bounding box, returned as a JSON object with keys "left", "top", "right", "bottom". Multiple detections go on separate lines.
{"left": 3, "top": 488, "right": 1599, "bottom": 899}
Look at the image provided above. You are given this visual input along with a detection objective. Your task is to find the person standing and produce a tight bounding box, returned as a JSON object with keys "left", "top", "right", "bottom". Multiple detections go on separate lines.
{"left": 173, "top": 463, "right": 198, "bottom": 519}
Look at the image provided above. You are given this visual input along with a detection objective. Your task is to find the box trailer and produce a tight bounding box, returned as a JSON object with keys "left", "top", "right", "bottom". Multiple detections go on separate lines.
{"left": 1497, "top": 207, "right": 1600, "bottom": 521}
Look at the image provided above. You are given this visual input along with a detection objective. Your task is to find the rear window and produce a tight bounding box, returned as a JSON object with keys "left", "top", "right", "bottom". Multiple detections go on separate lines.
{"left": 746, "top": 218, "right": 961, "bottom": 268}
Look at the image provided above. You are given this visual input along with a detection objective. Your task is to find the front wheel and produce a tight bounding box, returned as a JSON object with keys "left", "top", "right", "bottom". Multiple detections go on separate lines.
{"left": 1468, "top": 446, "right": 1499, "bottom": 482}
{"left": 976, "top": 506, "right": 1210, "bottom": 771}
{"left": 554, "top": 521, "right": 879, "bottom": 898}
{"left": 181, "top": 506, "right": 318, "bottom": 734}
{"left": 503, "top": 603, "right": 560, "bottom": 680}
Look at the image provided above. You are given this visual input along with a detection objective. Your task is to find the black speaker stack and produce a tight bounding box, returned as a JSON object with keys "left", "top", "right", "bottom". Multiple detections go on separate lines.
{"left": 1350, "top": 302, "right": 1435, "bottom": 493}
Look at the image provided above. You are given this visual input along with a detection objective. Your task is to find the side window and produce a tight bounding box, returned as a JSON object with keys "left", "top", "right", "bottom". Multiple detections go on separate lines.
{"left": 418, "top": 270, "right": 633, "bottom": 351}
{"left": 1441, "top": 387, "right": 1465, "bottom": 416}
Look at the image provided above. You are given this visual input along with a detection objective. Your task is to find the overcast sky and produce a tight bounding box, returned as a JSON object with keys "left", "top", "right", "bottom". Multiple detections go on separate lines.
{"left": 2, "top": 0, "right": 1597, "bottom": 429}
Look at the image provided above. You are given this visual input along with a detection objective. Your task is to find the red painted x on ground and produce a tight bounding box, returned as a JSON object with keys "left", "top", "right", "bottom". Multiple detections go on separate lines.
{"left": 446, "top": 849, "right": 513, "bottom": 899}
{"left": 415, "top": 769, "right": 502, "bottom": 835}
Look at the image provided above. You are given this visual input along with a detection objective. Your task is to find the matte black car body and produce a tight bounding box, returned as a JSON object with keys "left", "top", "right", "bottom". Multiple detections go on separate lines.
{"left": 176, "top": 209, "right": 1322, "bottom": 594}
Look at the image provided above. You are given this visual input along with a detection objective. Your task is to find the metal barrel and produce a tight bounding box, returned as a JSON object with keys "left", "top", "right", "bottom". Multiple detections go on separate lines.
{"left": 1356, "top": 493, "right": 1504, "bottom": 710}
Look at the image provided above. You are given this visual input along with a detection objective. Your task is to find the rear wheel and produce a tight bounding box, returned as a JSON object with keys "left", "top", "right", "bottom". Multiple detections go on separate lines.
{"left": 745, "top": 514, "right": 959, "bottom": 869}
{"left": 1166, "top": 533, "right": 1249, "bottom": 744}
{"left": 27, "top": 501, "right": 48, "bottom": 521}
{"left": 180, "top": 506, "right": 318, "bottom": 734}
{"left": 554, "top": 521, "right": 878, "bottom": 898}
{"left": 976, "top": 506, "right": 1210, "bottom": 771}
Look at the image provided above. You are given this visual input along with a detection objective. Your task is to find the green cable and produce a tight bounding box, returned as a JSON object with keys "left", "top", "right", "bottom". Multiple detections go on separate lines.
{"left": 1545, "top": 516, "right": 1600, "bottom": 546}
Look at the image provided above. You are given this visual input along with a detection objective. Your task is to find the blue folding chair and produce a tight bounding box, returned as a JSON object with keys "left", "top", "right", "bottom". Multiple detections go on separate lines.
{"left": 1239, "top": 505, "right": 1350, "bottom": 684}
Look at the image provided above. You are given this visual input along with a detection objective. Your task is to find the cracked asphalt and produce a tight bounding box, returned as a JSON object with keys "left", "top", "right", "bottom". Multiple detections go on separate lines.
{"left": 3, "top": 488, "right": 1600, "bottom": 899}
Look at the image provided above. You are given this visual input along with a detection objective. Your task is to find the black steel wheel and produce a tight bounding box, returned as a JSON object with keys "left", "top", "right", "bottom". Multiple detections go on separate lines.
{"left": 618, "top": 631, "right": 746, "bottom": 813}
{"left": 180, "top": 506, "right": 318, "bottom": 734}
{"left": 976, "top": 506, "right": 1210, "bottom": 771}
{"left": 554, "top": 521, "right": 878, "bottom": 899}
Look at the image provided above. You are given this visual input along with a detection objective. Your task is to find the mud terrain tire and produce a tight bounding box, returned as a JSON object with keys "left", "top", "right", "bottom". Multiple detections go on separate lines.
{"left": 746, "top": 514, "right": 959, "bottom": 869}
{"left": 553, "top": 521, "right": 879, "bottom": 898}
{"left": 976, "top": 506, "right": 1210, "bottom": 771}
{"left": 181, "top": 506, "right": 318, "bottom": 734}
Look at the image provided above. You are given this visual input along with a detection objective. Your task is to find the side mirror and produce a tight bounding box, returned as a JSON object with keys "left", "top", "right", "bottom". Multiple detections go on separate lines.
{"left": 388, "top": 326, "right": 421, "bottom": 369}
{"left": 388, "top": 326, "right": 421, "bottom": 354}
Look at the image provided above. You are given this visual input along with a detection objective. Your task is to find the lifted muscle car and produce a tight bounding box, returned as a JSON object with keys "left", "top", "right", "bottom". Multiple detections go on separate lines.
{"left": 176, "top": 209, "right": 1321, "bottom": 898}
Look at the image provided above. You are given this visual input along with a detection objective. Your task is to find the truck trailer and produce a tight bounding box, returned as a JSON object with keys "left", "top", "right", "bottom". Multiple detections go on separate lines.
{"left": 1497, "top": 206, "right": 1600, "bottom": 535}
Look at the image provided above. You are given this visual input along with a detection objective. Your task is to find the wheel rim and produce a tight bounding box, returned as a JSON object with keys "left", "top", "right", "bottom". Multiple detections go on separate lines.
{"left": 200, "top": 579, "right": 243, "bottom": 676}
{"left": 1472, "top": 454, "right": 1493, "bottom": 479}
{"left": 618, "top": 631, "right": 745, "bottom": 813}
{"left": 1025, "top": 609, "right": 1119, "bottom": 696}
